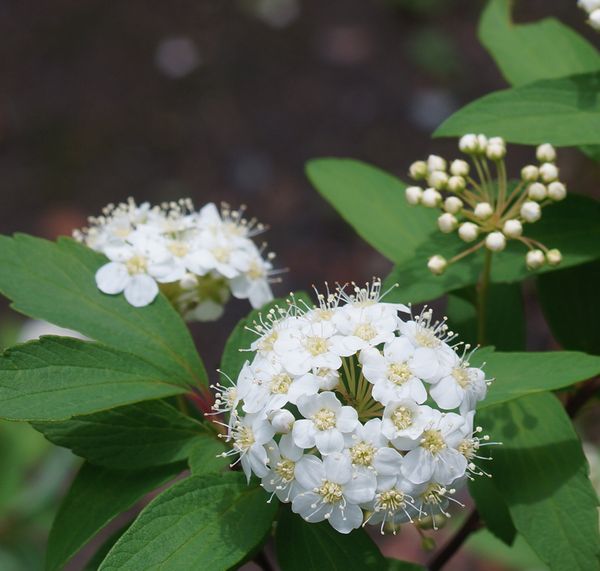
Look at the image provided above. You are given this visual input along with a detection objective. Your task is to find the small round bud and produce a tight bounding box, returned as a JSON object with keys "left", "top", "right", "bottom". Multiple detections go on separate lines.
{"left": 450, "top": 159, "right": 470, "bottom": 176}
{"left": 458, "top": 222, "right": 479, "bottom": 243}
{"left": 502, "top": 219, "right": 523, "bottom": 238}
{"left": 405, "top": 186, "right": 423, "bottom": 205}
{"left": 474, "top": 202, "right": 493, "bottom": 220}
{"left": 444, "top": 196, "right": 463, "bottom": 214}
{"left": 485, "top": 231, "right": 506, "bottom": 252}
{"left": 488, "top": 136, "right": 505, "bottom": 147}
{"left": 526, "top": 249, "right": 545, "bottom": 270}
{"left": 180, "top": 273, "right": 199, "bottom": 289}
{"left": 269, "top": 409, "right": 295, "bottom": 434}
{"left": 428, "top": 170, "right": 449, "bottom": 190}
{"left": 546, "top": 248, "right": 562, "bottom": 266}
{"left": 427, "top": 255, "right": 447, "bottom": 275}
{"left": 527, "top": 182, "right": 547, "bottom": 201}
{"left": 459, "top": 134, "right": 478, "bottom": 154}
{"left": 520, "top": 201, "right": 542, "bottom": 223}
{"left": 447, "top": 175, "right": 466, "bottom": 193}
{"left": 539, "top": 162, "right": 559, "bottom": 183}
{"left": 521, "top": 165, "right": 539, "bottom": 182}
{"left": 437, "top": 213, "right": 458, "bottom": 234}
{"left": 476, "top": 134, "right": 488, "bottom": 152}
{"left": 486, "top": 141, "right": 506, "bottom": 160}
{"left": 409, "top": 160, "right": 428, "bottom": 180}
{"left": 547, "top": 181, "right": 567, "bottom": 201}
{"left": 536, "top": 143, "right": 556, "bottom": 163}
{"left": 427, "top": 154, "right": 447, "bottom": 172}
{"left": 589, "top": 9, "right": 600, "bottom": 31}
{"left": 422, "top": 188, "right": 442, "bottom": 208}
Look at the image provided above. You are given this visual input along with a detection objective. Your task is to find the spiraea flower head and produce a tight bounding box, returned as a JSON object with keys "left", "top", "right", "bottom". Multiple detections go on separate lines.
{"left": 406, "top": 137, "right": 565, "bottom": 275}
{"left": 213, "top": 280, "right": 493, "bottom": 534}
{"left": 74, "top": 199, "right": 279, "bottom": 319}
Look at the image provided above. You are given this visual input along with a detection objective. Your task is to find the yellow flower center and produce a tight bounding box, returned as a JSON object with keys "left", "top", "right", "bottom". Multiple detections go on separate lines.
{"left": 458, "top": 438, "right": 478, "bottom": 459}
{"left": 354, "top": 323, "right": 377, "bottom": 341}
{"left": 235, "top": 426, "right": 255, "bottom": 451}
{"left": 270, "top": 373, "right": 292, "bottom": 395}
{"left": 392, "top": 406, "right": 413, "bottom": 430}
{"left": 453, "top": 367, "right": 470, "bottom": 388}
{"left": 350, "top": 441, "right": 376, "bottom": 466}
{"left": 126, "top": 255, "right": 147, "bottom": 275}
{"left": 275, "top": 458, "right": 295, "bottom": 482}
{"left": 212, "top": 247, "right": 230, "bottom": 263}
{"left": 415, "top": 328, "right": 440, "bottom": 348}
{"left": 247, "top": 261, "right": 265, "bottom": 280}
{"left": 305, "top": 336, "right": 329, "bottom": 356}
{"left": 421, "top": 483, "right": 445, "bottom": 505}
{"left": 388, "top": 362, "right": 412, "bottom": 385}
{"left": 421, "top": 429, "right": 445, "bottom": 454}
{"left": 168, "top": 241, "right": 189, "bottom": 258}
{"left": 318, "top": 480, "right": 343, "bottom": 504}
{"left": 258, "top": 331, "right": 277, "bottom": 353}
{"left": 377, "top": 489, "right": 406, "bottom": 511}
{"left": 313, "top": 408, "right": 337, "bottom": 430}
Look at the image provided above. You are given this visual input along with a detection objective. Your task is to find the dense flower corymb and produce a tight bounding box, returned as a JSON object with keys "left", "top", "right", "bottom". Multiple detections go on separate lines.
{"left": 215, "top": 281, "right": 492, "bottom": 534}
{"left": 75, "top": 199, "right": 278, "bottom": 319}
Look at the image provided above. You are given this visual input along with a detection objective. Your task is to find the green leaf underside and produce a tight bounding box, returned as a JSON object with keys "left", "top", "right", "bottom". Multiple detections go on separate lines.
{"left": 472, "top": 350, "right": 600, "bottom": 409}
{"left": 98, "top": 473, "right": 278, "bottom": 571}
{"left": 384, "top": 194, "right": 600, "bottom": 304}
{"left": 434, "top": 72, "right": 600, "bottom": 146}
{"left": 306, "top": 158, "right": 437, "bottom": 265}
{"left": 0, "top": 337, "right": 188, "bottom": 421}
{"left": 46, "top": 462, "right": 184, "bottom": 571}
{"left": 478, "top": 393, "right": 600, "bottom": 571}
{"left": 188, "top": 438, "right": 230, "bottom": 475}
{"left": 276, "top": 507, "right": 387, "bottom": 571}
{"left": 0, "top": 234, "right": 206, "bottom": 386}
{"left": 33, "top": 400, "right": 210, "bottom": 469}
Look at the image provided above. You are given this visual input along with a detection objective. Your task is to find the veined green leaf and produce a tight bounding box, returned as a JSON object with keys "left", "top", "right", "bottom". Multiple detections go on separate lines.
{"left": 188, "top": 437, "right": 230, "bottom": 476}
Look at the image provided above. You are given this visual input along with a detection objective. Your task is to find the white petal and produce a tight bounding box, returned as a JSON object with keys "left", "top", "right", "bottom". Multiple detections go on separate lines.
{"left": 292, "top": 492, "right": 327, "bottom": 522}
{"left": 336, "top": 406, "right": 358, "bottom": 433}
{"left": 95, "top": 262, "right": 129, "bottom": 294}
{"left": 295, "top": 455, "right": 325, "bottom": 489}
{"left": 323, "top": 453, "right": 352, "bottom": 484}
{"left": 434, "top": 449, "right": 468, "bottom": 485}
{"left": 430, "top": 377, "right": 463, "bottom": 410}
{"left": 343, "top": 471, "right": 377, "bottom": 504}
{"left": 328, "top": 503, "right": 363, "bottom": 534}
{"left": 401, "top": 448, "right": 434, "bottom": 484}
{"left": 292, "top": 419, "right": 316, "bottom": 449}
{"left": 123, "top": 274, "right": 159, "bottom": 307}
{"left": 373, "top": 447, "right": 403, "bottom": 476}
{"left": 315, "top": 429, "right": 345, "bottom": 455}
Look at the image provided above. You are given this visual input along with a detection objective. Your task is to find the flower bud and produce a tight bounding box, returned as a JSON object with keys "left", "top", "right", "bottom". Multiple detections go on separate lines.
{"left": 536, "top": 143, "right": 556, "bottom": 163}
{"left": 409, "top": 160, "right": 428, "bottom": 180}
{"left": 486, "top": 141, "right": 506, "bottom": 160}
{"left": 539, "top": 162, "right": 559, "bottom": 183}
{"left": 502, "top": 219, "right": 523, "bottom": 238}
{"left": 476, "top": 134, "right": 488, "bottom": 152}
{"left": 590, "top": 9, "right": 600, "bottom": 31}
{"left": 474, "top": 202, "right": 493, "bottom": 220}
{"left": 527, "top": 182, "right": 547, "bottom": 201}
{"left": 427, "top": 255, "right": 447, "bottom": 275}
{"left": 450, "top": 159, "right": 470, "bottom": 176}
{"left": 458, "top": 222, "right": 479, "bottom": 243}
{"left": 520, "top": 201, "right": 541, "bottom": 223}
{"left": 526, "top": 249, "right": 545, "bottom": 270}
{"left": 269, "top": 409, "right": 295, "bottom": 433}
{"left": 447, "top": 175, "right": 466, "bottom": 193}
{"left": 437, "top": 213, "right": 458, "bottom": 234}
{"left": 180, "top": 272, "right": 199, "bottom": 289}
{"left": 521, "top": 165, "right": 539, "bottom": 182}
{"left": 548, "top": 181, "right": 567, "bottom": 201}
{"left": 405, "top": 186, "right": 423, "bottom": 205}
{"left": 485, "top": 231, "right": 506, "bottom": 252}
{"left": 546, "top": 248, "right": 562, "bottom": 266}
{"left": 459, "top": 134, "right": 478, "bottom": 154}
{"left": 444, "top": 196, "right": 463, "bottom": 214}
{"left": 428, "top": 170, "right": 449, "bottom": 190}
{"left": 427, "top": 154, "right": 447, "bottom": 172}
{"left": 422, "top": 188, "right": 442, "bottom": 208}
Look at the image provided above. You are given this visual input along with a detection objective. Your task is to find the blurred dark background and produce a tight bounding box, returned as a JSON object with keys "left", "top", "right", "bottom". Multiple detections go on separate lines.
{"left": 0, "top": 1, "right": 598, "bottom": 569}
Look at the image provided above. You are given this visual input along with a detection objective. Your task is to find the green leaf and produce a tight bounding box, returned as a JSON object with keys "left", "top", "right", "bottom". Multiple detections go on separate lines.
{"left": 0, "top": 235, "right": 206, "bottom": 386}
{"left": 46, "top": 462, "right": 184, "bottom": 571}
{"left": 306, "top": 158, "right": 436, "bottom": 265}
{"left": 474, "top": 350, "right": 600, "bottom": 409}
{"left": 33, "top": 400, "right": 210, "bottom": 469}
{"left": 188, "top": 437, "right": 230, "bottom": 476}
{"left": 275, "top": 507, "right": 386, "bottom": 571}
{"left": 99, "top": 473, "right": 278, "bottom": 571}
{"left": 537, "top": 261, "right": 600, "bottom": 355}
{"left": 434, "top": 72, "right": 600, "bottom": 146}
{"left": 479, "top": 0, "right": 600, "bottom": 87}
{"left": 0, "top": 337, "right": 188, "bottom": 421}
{"left": 386, "top": 559, "right": 426, "bottom": 571}
{"left": 477, "top": 393, "right": 600, "bottom": 571}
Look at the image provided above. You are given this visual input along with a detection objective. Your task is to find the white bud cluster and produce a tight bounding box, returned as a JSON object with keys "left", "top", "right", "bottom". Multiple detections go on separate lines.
{"left": 214, "top": 281, "right": 492, "bottom": 535}
{"left": 406, "top": 137, "right": 566, "bottom": 274}
{"left": 74, "top": 199, "right": 276, "bottom": 319}
{"left": 578, "top": 0, "right": 600, "bottom": 31}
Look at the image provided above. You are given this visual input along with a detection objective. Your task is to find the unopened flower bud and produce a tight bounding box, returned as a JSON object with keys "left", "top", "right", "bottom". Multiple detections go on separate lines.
{"left": 409, "top": 161, "right": 428, "bottom": 180}
{"left": 428, "top": 255, "right": 447, "bottom": 275}
{"left": 269, "top": 409, "right": 295, "bottom": 434}
{"left": 474, "top": 202, "right": 493, "bottom": 220}
{"left": 486, "top": 142, "right": 506, "bottom": 160}
{"left": 428, "top": 170, "right": 449, "bottom": 190}
{"left": 589, "top": 9, "right": 600, "bottom": 30}
{"left": 536, "top": 143, "right": 556, "bottom": 163}
{"left": 422, "top": 188, "right": 442, "bottom": 208}
{"left": 502, "top": 219, "right": 523, "bottom": 238}
{"left": 450, "top": 159, "right": 470, "bottom": 176}
{"left": 180, "top": 273, "right": 199, "bottom": 289}
{"left": 458, "top": 222, "right": 479, "bottom": 243}
{"left": 526, "top": 249, "right": 545, "bottom": 270}
{"left": 437, "top": 213, "right": 458, "bottom": 234}
{"left": 527, "top": 182, "right": 547, "bottom": 201}
{"left": 447, "top": 175, "right": 466, "bottom": 192}
{"left": 485, "top": 231, "right": 506, "bottom": 252}
{"left": 539, "top": 162, "right": 559, "bottom": 183}
{"left": 476, "top": 134, "right": 488, "bottom": 152}
{"left": 521, "top": 201, "right": 541, "bottom": 223}
{"left": 444, "top": 196, "right": 463, "bottom": 214}
{"left": 521, "top": 165, "right": 539, "bottom": 182}
{"left": 459, "top": 134, "right": 478, "bottom": 154}
{"left": 427, "top": 154, "right": 447, "bottom": 172}
{"left": 548, "top": 181, "right": 567, "bottom": 201}
{"left": 405, "top": 186, "right": 423, "bottom": 205}
{"left": 546, "top": 248, "right": 562, "bottom": 266}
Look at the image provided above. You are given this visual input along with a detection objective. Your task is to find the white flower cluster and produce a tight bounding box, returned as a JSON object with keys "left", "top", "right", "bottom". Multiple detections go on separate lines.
{"left": 74, "top": 199, "right": 276, "bottom": 320}
{"left": 406, "top": 136, "right": 566, "bottom": 275}
{"left": 579, "top": 0, "right": 600, "bottom": 30}
{"left": 215, "top": 281, "right": 491, "bottom": 534}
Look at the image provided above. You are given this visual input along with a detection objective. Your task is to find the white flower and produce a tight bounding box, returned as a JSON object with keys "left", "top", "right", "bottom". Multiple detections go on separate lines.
{"left": 474, "top": 202, "right": 493, "bottom": 220}
{"left": 293, "top": 392, "right": 358, "bottom": 454}
{"left": 364, "top": 474, "right": 417, "bottom": 533}
{"left": 427, "top": 154, "right": 447, "bottom": 172}
{"left": 331, "top": 303, "right": 398, "bottom": 351}
{"left": 421, "top": 188, "right": 442, "bottom": 208}
{"left": 536, "top": 143, "right": 556, "bottom": 163}
{"left": 381, "top": 400, "right": 435, "bottom": 449}
{"left": 539, "top": 162, "right": 559, "bottom": 183}
{"left": 590, "top": 9, "right": 600, "bottom": 30}
{"left": 450, "top": 159, "right": 469, "bottom": 176}
{"left": 262, "top": 434, "right": 305, "bottom": 502}
{"left": 409, "top": 161, "right": 428, "bottom": 180}
{"left": 546, "top": 248, "right": 562, "bottom": 266}
{"left": 229, "top": 413, "right": 275, "bottom": 482}
{"left": 521, "top": 164, "right": 539, "bottom": 182}
{"left": 444, "top": 196, "right": 463, "bottom": 214}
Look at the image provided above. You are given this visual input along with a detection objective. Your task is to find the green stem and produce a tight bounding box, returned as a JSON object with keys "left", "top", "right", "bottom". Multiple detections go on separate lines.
{"left": 477, "top": 250, "right": 493, "bottom": 346}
